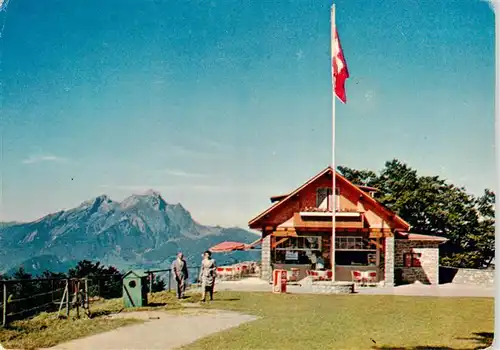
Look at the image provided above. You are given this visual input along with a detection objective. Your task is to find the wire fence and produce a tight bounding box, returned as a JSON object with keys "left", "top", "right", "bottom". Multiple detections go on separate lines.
{"left": 0, "top": 267, "right": 204, "bottom": 327}
{"left": 0, "top": 274, "right": 125, "bottom": 327}
{"left": 0, "top": 262, "right": 257, "bottom": 327}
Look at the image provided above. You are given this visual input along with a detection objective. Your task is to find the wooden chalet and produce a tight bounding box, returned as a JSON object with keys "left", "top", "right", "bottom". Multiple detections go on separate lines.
{"left": 248, "top": 166, "right": 448, "bottom": 285}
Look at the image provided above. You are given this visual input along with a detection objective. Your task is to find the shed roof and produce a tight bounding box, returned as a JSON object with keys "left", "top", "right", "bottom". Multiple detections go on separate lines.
{"left": 122, "top": 270, "right": 148, "bottom": 279}
{"left": 396, "top": 232, "right": 448, "bottom": 243}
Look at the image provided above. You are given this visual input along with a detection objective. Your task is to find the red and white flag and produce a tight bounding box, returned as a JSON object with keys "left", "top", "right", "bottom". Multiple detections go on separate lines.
{"left": 332, "top": 28, "right": 349, "bottom": 103}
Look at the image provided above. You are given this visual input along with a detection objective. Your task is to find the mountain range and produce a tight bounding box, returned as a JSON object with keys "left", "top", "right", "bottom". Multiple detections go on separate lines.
{"left": 0, "top": 191, "right": 260, "bottom": 276}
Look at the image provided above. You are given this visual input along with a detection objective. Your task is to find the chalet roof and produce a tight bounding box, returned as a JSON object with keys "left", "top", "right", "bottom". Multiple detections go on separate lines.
{"left": 270, "top": 185, "right": 378, "bottom": 203}
{"left": 249, "top": 166, "right": 410, "bottom": 230}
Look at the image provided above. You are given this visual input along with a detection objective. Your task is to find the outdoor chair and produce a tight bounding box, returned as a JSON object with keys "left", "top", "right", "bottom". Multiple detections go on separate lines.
{"left": 364, "top": 271, "right": 378, "bottom": 286}
{"left": 351, "top": 270, "right": 364, "bottom": 285}
{"left": 316, "top": 270, "right": 328, "bottom": 281}
{"left": 224, "top": 267, "right": 234, "bottom": 280}
{"left": 216, "top": 267, "right": 227, "bottom": 280}
{"left": 287, "top": 268, "right": 300, "bottom": 283}
{"left": 307, "top": 270, "right": 319, "bottom": 281}
{"left": 234, "top": 265, "right": 243, "bottom": 279}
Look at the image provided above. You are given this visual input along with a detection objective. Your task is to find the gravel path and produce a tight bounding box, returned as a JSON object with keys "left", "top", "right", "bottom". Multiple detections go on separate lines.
{"left": 44, "top": 309, "right": 258, "bottom": 350}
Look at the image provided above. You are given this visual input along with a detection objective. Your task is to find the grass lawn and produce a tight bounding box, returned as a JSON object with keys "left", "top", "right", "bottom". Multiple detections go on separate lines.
{"left": 0, "top": 292, "right": 184, "bottom": 350}
{"left": 181, "top": 291, "right": 494, "bottom": 350}
{"left": 0, "top": 290, "right": 493, "bottom": 350}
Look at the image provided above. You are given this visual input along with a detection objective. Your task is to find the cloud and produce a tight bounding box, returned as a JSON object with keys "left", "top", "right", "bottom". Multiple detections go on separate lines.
{"left": 171, "top": 145, "right": 214, "bottom": 158}
{"left": 203, "top": 139, "right": 235, "bottom": 151}
{"left": 21, "top": 155, "right": 68, "bottom": 165}
{"left": 164, "top": 169, "right": 208, "bottom": 178}
{"left": 364, "top": 90, "right": 375, "bottom": 102}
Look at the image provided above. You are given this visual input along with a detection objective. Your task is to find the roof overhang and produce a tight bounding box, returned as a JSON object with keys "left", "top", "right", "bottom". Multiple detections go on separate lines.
{"left": 396, "top": 232, "right": 449, "bottom": 244}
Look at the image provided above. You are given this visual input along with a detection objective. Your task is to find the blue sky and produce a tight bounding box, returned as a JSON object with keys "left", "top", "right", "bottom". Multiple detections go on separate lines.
{"left": 0, "top": 0, "right": 495, "bottom": 228}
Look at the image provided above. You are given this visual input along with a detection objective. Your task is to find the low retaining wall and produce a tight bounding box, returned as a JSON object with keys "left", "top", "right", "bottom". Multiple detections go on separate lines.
{"left": 439, "top": 266, "right": 494, "bottom": 287}
{"left": 310, "top": 281, "right": 355, "bottom": 294}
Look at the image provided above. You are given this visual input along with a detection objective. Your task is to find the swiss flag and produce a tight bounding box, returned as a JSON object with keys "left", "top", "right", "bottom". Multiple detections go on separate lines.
{"left": 332, "top": 29, "right": 349, "bottom": 103}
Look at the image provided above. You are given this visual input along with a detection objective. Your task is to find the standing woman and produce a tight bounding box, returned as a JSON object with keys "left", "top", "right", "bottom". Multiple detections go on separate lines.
{"left": 199, "top": 250, "right": 216, "bottom": 302}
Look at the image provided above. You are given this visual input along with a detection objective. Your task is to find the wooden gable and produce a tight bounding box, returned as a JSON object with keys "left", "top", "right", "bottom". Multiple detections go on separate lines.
{"left": 248, "top": 166, "right": 410, "bottom": 232}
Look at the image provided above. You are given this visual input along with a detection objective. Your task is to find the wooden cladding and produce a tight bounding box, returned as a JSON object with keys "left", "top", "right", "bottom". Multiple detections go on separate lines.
{"left": 292, "top": 213, "right": 364, "bottom": 230}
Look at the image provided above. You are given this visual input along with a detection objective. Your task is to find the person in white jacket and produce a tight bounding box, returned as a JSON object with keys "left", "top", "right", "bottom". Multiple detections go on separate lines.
{"left": 199, "top": 250, "right": 216, "bottom": 302}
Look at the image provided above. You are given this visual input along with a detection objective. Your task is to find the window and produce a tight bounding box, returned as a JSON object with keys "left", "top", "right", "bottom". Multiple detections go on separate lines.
{"left": 274, "top": 236, "right": 321, "bottom": 250}
{"left": 316, "top": 187, "right": 340, "bottom": 210}
{"left": 272, "top": 236, "right": 322, "bottom": 264}
{"left": 403, "top": 253, "right": 421, "bottom": 267}
{"left": 335, "top": 237, "right": 377, "bottom": 251}
{"left": 335, "top": 251, "right": 376, "bottom": 266}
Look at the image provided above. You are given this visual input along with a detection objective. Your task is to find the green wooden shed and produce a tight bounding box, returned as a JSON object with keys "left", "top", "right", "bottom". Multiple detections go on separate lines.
{"left": 122, "top": 270, "right": 149, "bottom": 308}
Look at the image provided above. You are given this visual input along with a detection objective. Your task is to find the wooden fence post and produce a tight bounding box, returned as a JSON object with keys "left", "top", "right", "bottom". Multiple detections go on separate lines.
{"left": 75, "top": 280, "right": 80, "bottom": 318}
{"left": 3, "top": 282, "right": 7, "bottom": 327}
{"left": 65, "top": 279, "right": 70, "bottom": 317}
{"left": 84, "top": 279, "right": 89, "bottom": 310}
{"left": 51, "top": 279, "right": 55, "bottom": 303}
{"left": 168, "top": 270, "right": 171, "bottom": 292}
{"left": 149, "top": 272, "right": 153, "bottom": 294}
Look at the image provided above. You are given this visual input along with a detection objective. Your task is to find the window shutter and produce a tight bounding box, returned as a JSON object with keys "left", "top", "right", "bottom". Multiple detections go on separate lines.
{"left": 404, "top": 253, "right": 411, "bottom": 267}
{"left": 412, "top": 254, "right": 421, "bottom": 267}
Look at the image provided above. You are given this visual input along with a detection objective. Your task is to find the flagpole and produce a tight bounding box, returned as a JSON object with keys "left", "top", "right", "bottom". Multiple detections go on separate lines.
{"left": 330, "top": 3, "right": 337, "bottom": 282}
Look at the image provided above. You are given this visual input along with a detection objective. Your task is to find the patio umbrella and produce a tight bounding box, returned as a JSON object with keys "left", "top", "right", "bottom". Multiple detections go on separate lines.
{"left": 209, "top": 241, "right": 247, "bottom": 252}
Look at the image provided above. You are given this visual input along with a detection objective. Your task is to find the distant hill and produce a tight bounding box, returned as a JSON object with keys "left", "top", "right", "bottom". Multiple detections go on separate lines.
{"left": 0, "top": 191, "right": 260, "bottom": 276}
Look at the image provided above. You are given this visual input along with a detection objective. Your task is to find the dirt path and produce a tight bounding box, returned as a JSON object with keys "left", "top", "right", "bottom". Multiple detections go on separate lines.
{"left": 44, "top": 308, "right": 258, "bottom": 350}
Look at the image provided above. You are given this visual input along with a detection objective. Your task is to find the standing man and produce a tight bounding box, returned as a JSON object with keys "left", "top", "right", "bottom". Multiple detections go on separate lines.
{"left": 171, "top": 252, "right": 189, "bottom": 299}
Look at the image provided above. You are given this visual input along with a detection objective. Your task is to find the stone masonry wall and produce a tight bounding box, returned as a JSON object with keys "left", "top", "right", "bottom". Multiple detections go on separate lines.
{"left": 384, "top": 237, "right": 394, "bottom": 286}
{"left": 260, "top": 234, "right": 272, "bottom": 282}
{"left": 444, "top": 268, "right": 494, "bottom": 287}
{"left": 395, "top": 240, "right": 440, "bottom": 285}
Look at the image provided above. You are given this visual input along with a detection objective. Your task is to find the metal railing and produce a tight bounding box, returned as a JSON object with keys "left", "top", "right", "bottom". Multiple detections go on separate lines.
{"left": 144, "top": 266, "right": 201, "bottom": 293}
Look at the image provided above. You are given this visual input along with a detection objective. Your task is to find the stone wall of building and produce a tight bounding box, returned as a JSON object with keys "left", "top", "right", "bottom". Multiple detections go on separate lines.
{"left": 395, "top": 240, "right": 440, "bottom": 285}
{"left": 440, "top": 267, "right": 494, "bottom": 287}
{"left": 260, "top": 234, "right": 272, "bottom": 281}
{"left": 384, "top": 237, "right": 394, "bottom": 286}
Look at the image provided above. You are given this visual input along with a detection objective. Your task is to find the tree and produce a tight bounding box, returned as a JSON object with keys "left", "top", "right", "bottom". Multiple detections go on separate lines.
{"left": 337, "top": 165, "right": 378, "bottom": 187}
{"left": 8, "top": 267, "right": 38, "bottom": 315}
{"left": 68, "top": 260, "right": 105, "bottom": 278}
{"left": 68, "top": 260, "right": 122, "bottom": 299}
{"left": 150, "top": 274, "right": 166, "bottom": 293}
{"left": 338, "top": 159, "right": 495, "bottom": 268}
{"left": 40, "top": 270, "right": 66, "bottom": 279}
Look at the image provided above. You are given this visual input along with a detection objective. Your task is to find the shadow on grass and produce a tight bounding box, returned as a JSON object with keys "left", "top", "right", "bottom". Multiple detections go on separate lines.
{"left": 147, "top": 302, "right": 168, "bottom": 307}
{"left": 373, "top": 347, "right": 458, "bottom": 350}
{"left": 456, "top": 332, "right": 494, "bottom": 348}
{"left": 372, "top": 332, "right": 494, "bottom": 350}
